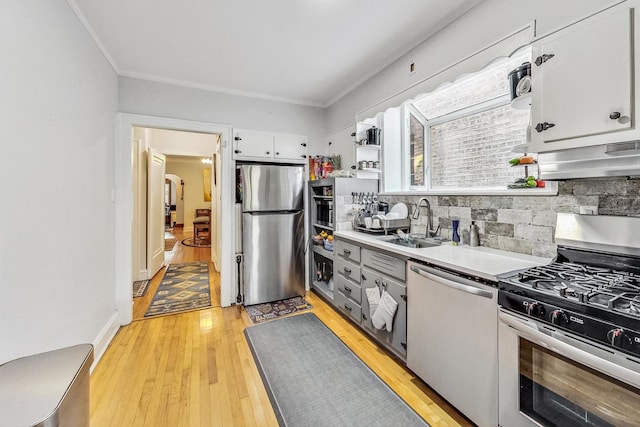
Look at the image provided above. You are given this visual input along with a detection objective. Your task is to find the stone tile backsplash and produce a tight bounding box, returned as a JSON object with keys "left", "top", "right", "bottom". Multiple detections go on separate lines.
{"left": 378, "top": 177, "right": 640, "bottom": 258}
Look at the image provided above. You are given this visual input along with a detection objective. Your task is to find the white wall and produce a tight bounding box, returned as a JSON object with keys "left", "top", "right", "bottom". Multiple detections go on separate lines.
{"left": 0, "top": 1, "right": 118, "bottom": 363}
{"left": 119, "top": 77, "right": 327, "bottom": 155}
{"left": 147, "top": 128, "right": 217, "bottom": 157}
{"left": 326, "top": 0, "right": 613, "bottom": 133}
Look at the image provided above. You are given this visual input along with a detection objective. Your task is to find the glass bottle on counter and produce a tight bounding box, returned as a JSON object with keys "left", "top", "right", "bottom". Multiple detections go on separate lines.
{"left": 452, "top": 219, "right": 460, "bottom": 244}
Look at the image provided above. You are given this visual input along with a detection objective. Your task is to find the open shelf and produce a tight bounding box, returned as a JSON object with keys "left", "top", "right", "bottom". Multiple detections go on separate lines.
{"left": 312, "top": 244, "right": 333, "bottom": 259}
{"left": 312, "top": 223, "right": 333, "bottom": 231}
{"left": 510, "top": 92, "right": 531, "bottom": 110}
{"left": 312, "top": 280, "right": 334, "bottom": 300}
{"left": 355, "top": 144, "right": 381, "bottom": 150}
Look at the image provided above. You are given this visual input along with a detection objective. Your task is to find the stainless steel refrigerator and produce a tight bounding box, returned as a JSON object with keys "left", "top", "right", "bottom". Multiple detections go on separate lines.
{"left": 240, "top": 163, "right": 305, "bottom": 305}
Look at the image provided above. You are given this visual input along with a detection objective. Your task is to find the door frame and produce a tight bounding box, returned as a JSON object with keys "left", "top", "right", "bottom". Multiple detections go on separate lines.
{"left": 116, "top": 113, "right": 233, "bottom": 325}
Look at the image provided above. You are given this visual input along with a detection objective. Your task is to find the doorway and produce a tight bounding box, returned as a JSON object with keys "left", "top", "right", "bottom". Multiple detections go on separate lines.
{"left": 132, "top": 130, "right": 219, "bottom": 319}
{"left": 115, "top": 114, "right": 233, "bottom": 325}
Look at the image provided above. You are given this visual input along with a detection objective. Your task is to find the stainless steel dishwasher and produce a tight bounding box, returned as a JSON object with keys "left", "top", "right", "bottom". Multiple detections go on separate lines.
{"left": 406, "top": 260, "right": 498, "bottom": 427}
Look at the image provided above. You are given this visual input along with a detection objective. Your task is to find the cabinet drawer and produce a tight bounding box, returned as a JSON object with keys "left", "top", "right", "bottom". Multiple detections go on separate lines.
{"left": 362, "top": 248, "right": 406, "bottom": 281}
{"left": 335, "top": 256, "right": 361, "bottom": 284}
{"left": 335, "top": 239, "right": 361, "bottom": 263}
{"left": 335, "top": 291, "right": 362, "bottom": 324}
{"left": 336, "top": 275, "right": 361, "bottom": 304}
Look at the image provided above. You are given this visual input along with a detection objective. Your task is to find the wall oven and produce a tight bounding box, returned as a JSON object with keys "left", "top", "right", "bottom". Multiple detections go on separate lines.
{"left": 498, "top": 213, "right": 640, "bottom": 427}
{"left": 498, "top": 310, "right": 640, "bottom": 426}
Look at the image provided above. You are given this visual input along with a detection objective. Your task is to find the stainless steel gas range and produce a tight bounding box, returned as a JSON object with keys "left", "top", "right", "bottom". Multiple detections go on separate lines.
{"left": 498, "top": 213, "right": 640, "bottom": 427}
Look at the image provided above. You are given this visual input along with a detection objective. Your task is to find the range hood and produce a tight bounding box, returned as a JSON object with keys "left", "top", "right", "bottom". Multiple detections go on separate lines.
{"left": 538, "top": 141, "right": 640, "bottom": 180}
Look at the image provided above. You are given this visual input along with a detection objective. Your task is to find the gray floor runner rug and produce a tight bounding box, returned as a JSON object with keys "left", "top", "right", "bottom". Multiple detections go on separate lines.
{"left": 244, "top": 313, "right": 429, "bottom": 427}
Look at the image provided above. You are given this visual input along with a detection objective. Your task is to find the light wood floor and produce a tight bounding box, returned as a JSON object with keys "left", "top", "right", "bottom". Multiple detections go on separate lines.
{"left": 91, "top": 228, "right": 472, "bottom": 426}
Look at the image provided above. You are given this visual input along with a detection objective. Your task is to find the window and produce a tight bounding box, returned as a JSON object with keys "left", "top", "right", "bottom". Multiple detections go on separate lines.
{"left": 403, "top": 48, "right": 531, "bottom": 191}
{"left": 409, "top": 110, "right": 426, "bottom": 186}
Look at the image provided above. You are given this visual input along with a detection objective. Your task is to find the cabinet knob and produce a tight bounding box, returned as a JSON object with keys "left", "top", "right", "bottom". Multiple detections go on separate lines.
{"left": 234, "top": 136, "right": 242, "bottom": 141}
{"left": 344, "top": 285, "right": 352, "bottom": 292}
{"left": 344, "top": 305, "right": 352, "bottom": 312}
{"left": 276, "top": 152, "right": 280, "bottom": 155}
{"left": 301, "top": 155, "right": 307, "bottom": 159}
{"left": 266, "top": 151, "right": 270, "bottom": 155}
{"left": 535, "top": 122, "right": 556, "bottom": 133}
{"left": 301, "top": 143, "right": 307, "bottom": 147}
{"left": 234, "top": 150, "right": 241, "bottom": 154}
{"left": 534, "top": 53, "right": 555, "bottom": 66}
{"left": 609, "top": 112, "right": 630, "bottom": 124}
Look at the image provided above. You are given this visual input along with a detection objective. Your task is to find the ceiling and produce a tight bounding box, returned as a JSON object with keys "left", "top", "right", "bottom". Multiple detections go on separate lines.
{"left": 68, "top": 0, "right": 482, "bottom": 107}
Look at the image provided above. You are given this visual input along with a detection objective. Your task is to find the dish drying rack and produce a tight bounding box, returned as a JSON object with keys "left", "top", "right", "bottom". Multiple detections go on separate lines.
{"left": 353, "top": 217, "right": 411, "bottom": 235}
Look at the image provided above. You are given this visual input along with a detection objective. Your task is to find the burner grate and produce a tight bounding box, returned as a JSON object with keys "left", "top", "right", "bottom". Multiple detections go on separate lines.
{"left": 510, "top": 261, "right": 640, "bottom": 317}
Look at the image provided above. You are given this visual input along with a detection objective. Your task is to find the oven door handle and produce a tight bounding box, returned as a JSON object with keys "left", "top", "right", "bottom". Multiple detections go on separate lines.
{"left": 410, "top": 264, "right": 494, "bottom": 299}
{"left": 499, "top": 311, "right": 640, "bottom": 389}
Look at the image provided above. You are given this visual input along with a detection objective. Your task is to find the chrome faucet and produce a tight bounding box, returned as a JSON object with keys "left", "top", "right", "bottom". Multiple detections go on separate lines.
{"left": 412, "top": 197, "right": 435, "bottom": 237}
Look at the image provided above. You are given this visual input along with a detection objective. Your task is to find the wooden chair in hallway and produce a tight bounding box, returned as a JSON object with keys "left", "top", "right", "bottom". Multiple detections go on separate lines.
{"left": 193, "top": 208, "right": 211, "bottom": 243}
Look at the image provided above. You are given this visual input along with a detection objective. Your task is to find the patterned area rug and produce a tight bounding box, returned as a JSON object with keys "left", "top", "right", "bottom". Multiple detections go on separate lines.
{"left": 165, "top": 238, "right": 177, "bottom": 251}
{"left": 245, "top": 296, "right": 312, "bottom": 324}
{"left": 181, "top": 237, "right": 211, "bottom": 248}
{"left": 144, "top": 261, "right": 211, "bottom": 318}
{"left": 132, "top": 280, "right": 150, "bottom": 298}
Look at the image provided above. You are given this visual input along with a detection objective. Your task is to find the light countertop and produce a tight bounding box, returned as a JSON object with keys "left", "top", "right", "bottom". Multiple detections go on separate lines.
{"left": 334, "top": 230, "right": 552, "bottom": 282}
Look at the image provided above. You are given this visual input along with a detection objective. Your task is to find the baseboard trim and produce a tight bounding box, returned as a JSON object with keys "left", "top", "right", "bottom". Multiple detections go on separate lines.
{"left": 90, "top": 311, "right": 120, "bottom": 373}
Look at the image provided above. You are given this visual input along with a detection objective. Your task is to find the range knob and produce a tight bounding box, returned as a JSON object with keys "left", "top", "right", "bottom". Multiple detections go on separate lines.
{"left": 607, "top": 328, "right": 633, "bottom": 350}
{"left": 550, "top": 309, "right": 569, "bottom": 326}
{"left": 526, "top": 302, "right": 545, "bottom": 317}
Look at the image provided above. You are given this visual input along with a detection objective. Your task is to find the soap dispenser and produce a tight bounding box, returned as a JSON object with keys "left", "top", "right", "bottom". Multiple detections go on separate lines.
{"left": 470, "top": 221, "right": 480, "bottom": 247}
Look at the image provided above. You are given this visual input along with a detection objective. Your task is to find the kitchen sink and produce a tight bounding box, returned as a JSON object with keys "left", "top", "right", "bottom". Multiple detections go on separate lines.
{"left": 383, "top": 237, "right": 445, "bottom": 248}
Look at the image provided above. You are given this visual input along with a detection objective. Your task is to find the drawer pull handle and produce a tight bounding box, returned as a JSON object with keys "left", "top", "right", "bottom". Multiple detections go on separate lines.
{"left": 375, "top": 279, "right": 381, "bottom": 285}
{"left": 343, "top": 249, "right": 351, "bottom": 255}
{"left": 344, "top": 285, "right": 352, "bottom": 292}
{"left": 344, "top": 305, "right": 352, "bottom": 311}
{"left": 344, "top": 267, "right": 352, "bottom": 274}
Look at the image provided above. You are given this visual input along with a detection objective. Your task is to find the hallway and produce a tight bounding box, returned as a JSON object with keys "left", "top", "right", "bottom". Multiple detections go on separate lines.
{"left": 132, "top": 226, "right": 220, "bottom": 321}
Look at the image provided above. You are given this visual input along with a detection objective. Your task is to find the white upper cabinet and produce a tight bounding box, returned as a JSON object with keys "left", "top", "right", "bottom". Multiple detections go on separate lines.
{"left": 233, "top": 129, "right": 307, "bottom": 163}
{"left": 530, "top": 3, "right": 639, "bottom": 152}
{"left": 273, "top": 134, "right": 307, "bottom": 161}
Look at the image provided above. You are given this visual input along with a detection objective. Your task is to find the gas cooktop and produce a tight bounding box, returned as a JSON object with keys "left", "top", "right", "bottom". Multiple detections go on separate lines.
{"left": 499, "top": 213, "right": 640, "bottom": 359}
{"left": 506, "top": 256, "right": 640, "bottom": 318}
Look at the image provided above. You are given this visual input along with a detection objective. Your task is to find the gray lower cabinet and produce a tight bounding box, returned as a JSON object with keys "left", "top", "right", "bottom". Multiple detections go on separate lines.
{"left": 330, "top": 237, "right": 408, "bottom": 360}
{"left": 361, "top": 267, "right": 407, "bottom": 358}
{"left": 335, "top": 250, "right": 362, "bottom": 322}
{"left": 335, "top": 288, "right": 362, "bottom": 323}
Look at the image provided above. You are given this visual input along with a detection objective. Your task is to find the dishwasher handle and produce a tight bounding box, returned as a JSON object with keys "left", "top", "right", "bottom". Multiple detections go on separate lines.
{"left": 410, "top": 264, "right": 494, "bottom": 299}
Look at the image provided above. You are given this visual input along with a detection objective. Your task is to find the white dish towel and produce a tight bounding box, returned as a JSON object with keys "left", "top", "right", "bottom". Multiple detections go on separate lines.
{"left": 372, "top": 291, "right": 398, "bottom": 332}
